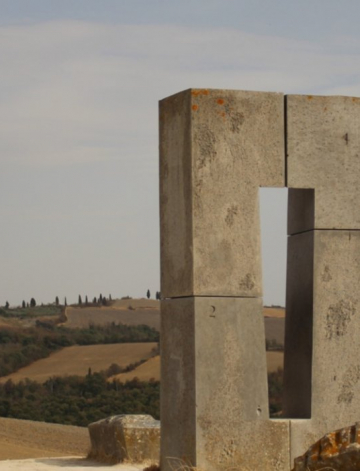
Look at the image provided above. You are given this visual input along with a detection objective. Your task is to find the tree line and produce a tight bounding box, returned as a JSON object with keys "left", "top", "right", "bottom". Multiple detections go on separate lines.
{"left": 0, "top": 368, "right": 283, "bottom": 427}
{"left": 0, "top": 375, "right": 160, "bottom": 427}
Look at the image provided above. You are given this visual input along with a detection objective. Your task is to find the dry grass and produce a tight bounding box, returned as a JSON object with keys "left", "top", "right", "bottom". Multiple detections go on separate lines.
{"left": 263, "top": 307, "right": 285, "bottom": 318}
{"left": 109, "top": 350, "right": 283, "bottom": 383}
{"left": 0, "top": 342, "right": 157, "bottom": 384}
{"left": 264, "top": 317, "right": 285, "bottom": 345}
{"left": 266, "top": 351, "right": 284, "bottom": 372}
{"left": 64, "top": 302, "right": 284, "bottom": 338}
{"left": 111, "top": 355, "right": 161, "bottom": 382}
{"left": 112, "top": 298, "right": 160, "bottom": 310}
{"left": 64, "top": 306, "right": 160, "bottom": 331}
{"left": 0, "top": 417, "right": 89, "bottom": 460}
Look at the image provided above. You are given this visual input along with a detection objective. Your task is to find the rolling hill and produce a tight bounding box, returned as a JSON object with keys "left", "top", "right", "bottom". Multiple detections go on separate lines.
{"left": 63, "top": 300, "right": 285, "bottom": 344}
{"left": 110, "top": 351, "right": 284, "bottom": 383}
{"left": 0, "top": 343, "right": 157, "bottom": 384}
{"left": 0, "top": 417, "right": 89, "bottom": 460}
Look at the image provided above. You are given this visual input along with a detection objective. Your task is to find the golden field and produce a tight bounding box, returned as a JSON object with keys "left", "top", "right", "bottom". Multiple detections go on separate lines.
{"left": 0, "top": 342, "right": 157, "bottom": 384}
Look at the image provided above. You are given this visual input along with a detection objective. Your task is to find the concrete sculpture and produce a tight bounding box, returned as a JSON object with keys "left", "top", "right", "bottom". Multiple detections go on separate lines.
{"left": 159, "top": 89, "right": 360, "bottom": 470}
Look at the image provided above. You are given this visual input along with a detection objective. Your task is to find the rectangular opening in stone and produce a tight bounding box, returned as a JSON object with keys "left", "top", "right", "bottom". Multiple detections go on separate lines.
{"left": 260, "top": 188, "right": 315, "bottom": 418}
{"left": 259, "top": 188, "right": 287, "bottom": 417}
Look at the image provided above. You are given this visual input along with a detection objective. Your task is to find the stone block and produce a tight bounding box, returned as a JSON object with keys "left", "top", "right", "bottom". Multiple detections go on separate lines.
{"left": 161, "top": 296, "right": 270, "bottom": 471}
{"left": 88, "top": 415, "right": 160, "bottom": 464}
{"left": 287, "top": 94, "right": 360, "bottom": 231}
{"left": 284, "top": 231, "right": 360, "bottom": 425}
{"left": 160, "top": 88, "right": 284, "bottom": 297}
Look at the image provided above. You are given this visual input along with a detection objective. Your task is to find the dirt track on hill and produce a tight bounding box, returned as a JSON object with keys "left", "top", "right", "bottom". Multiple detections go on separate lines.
{"left": 0, "top": 418, "right": 89, "bottom": 461}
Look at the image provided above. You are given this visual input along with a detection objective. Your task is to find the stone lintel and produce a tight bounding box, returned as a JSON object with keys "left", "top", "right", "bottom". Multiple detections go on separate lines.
{"left": 287, "top": 94, "right": 360, "bottom": 231}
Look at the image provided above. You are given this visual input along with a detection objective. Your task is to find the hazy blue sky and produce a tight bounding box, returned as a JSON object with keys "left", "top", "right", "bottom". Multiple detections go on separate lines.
{"left": 1, "top": 1, "right": 360, "bottom": 306}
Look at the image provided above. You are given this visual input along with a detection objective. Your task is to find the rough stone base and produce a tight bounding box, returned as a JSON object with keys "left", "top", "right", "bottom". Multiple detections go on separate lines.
{"left": 88, "top": 414, "right": 160, "bottom": 464}
{"left": 293, "top": 422, "right": 360, "bottom": 471}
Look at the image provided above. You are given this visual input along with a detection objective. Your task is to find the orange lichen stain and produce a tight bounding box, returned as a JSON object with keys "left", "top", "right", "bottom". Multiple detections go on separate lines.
{"left": 221, "top": 112, "right": 226, "bottom": 117}
{"left": 323, "top": 107, "right": 327, "bottom": 111}
{"left": 307, "top": 95, "right": 313, "bottom": 100}
{"left": 191, "top": 89, "right": 209, "bottom": 97}
{"left": 217, "top": 98, "right": 224, "bottom": 105}
{"left": 192, "top": 104, "right": 199, "bottom": 111}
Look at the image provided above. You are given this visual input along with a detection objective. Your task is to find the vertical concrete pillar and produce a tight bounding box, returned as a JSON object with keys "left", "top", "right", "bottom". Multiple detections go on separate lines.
{"left": 284, "top": 95, "right": 360, "bottom": 460}
{"left": 160, "top": 89, "right": 285, "bottom": 470}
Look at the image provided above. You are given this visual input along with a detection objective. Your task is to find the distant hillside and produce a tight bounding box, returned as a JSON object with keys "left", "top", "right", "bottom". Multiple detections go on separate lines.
{"left": 0, "top": 342, "right": 157, "bottom": 384}
{"left": 64, "top": 299, "right": 160, "bottom": 330}
{"left": 63, "top": 300, "right": 285, "bottom": 344}
{"left": 113, "top": 355, "right": 161, "bottom": 383}
{"left": 110, "top": 351, "right": 284, "bottom": 383}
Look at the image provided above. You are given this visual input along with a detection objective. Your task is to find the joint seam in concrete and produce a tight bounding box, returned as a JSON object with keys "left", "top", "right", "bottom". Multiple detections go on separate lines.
{"left": 289, "top": 228, "right": 360, "bottom": 236}
{"left": 162, "top": 295, "right": 263, "bottom": 300}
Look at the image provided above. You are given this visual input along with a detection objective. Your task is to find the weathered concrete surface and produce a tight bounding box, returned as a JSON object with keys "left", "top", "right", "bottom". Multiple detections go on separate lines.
{"left": 197, "top": 419, "right": 291, "bottom": 471}
{"left": 284, "top": 231, "right": 360, "bottom": 431}
{"left": 88, "top": 415, "right": 159, "bottom": 464}
{"left": 160, "top": 88, "right": 284, "bottom": 298}
{"left": 292, "top": 422, "right": 360, "bottom": 471}
{"left": 287, "top": 94, "right": 360, "bottom": 232}
{"left": 161, "top": 296, "right": 270, "bottom": 471}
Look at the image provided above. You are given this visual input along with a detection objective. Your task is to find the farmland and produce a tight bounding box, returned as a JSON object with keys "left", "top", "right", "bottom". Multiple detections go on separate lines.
{"left": 63, "top": 301, "right": 285, "bottom": 345}
{"left": 64, "top": 305, "right": 160, "bottom": 330}
{"left": 111, "top": 351, "right": 284, "bottom": 383}
{"left": 113, "top": 355, "right": 161, "bottom": 382}
{"left": 0, "top": 299, "right": 285, "bottom": 425}
{"left": 0, "top": 342, "right": 157, "bottom": 384}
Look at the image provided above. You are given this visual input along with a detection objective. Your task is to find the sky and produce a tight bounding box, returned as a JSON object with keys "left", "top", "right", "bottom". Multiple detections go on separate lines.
{"left": 1, "top": 1, "right": 360, "bottom": 306}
